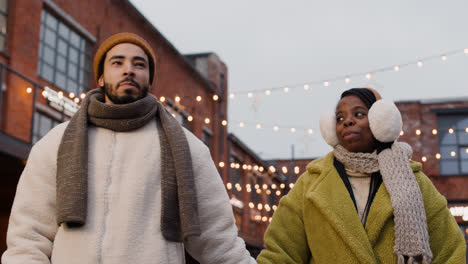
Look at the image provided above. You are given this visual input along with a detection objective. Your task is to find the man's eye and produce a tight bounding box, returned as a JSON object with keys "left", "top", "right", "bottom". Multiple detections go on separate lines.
{"left": 336, "top": 116, "right": 344, "bottom": 122}
{"left": 135, "top": 63, "right": 146, "bottom": 68}
{"left": 111, "top": 61, "right": 122, "bottom": 65}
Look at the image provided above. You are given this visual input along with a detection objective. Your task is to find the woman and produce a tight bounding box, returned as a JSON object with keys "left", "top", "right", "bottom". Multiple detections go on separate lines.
{"left": 256, "top": 88, "right": 465, "bottom": 263}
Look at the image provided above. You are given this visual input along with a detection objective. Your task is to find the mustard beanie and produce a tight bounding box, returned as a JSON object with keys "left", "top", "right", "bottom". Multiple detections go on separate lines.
{"left": 93, "top": 32, "right": 156, "bottom": 84}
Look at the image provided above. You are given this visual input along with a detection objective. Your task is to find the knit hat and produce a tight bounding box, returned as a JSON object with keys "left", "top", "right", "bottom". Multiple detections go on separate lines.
{"left": 93, "top": 32, "right": 156, "bottom": 84}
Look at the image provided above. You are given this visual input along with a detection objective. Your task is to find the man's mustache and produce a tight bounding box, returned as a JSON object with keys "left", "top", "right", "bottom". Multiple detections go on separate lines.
{"left": 117, "top": 78, "right": 140, "bottom": 89}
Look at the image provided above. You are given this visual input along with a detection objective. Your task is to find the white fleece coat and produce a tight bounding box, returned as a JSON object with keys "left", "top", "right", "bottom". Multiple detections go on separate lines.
{"left": 2, "top": 119, "right": 255, "bottom": 264}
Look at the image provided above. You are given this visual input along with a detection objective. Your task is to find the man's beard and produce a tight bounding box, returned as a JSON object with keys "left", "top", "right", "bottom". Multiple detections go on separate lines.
{"left": 103, "top": 78, "right": 149, "bottom": 104}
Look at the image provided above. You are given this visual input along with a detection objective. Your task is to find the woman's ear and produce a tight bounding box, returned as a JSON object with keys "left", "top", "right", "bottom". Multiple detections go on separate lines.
{"left": 368, "top": 99, "right": 402, "bottom": 142}
{"left": 320, "top": 110, "right": 339, "bottom": 147}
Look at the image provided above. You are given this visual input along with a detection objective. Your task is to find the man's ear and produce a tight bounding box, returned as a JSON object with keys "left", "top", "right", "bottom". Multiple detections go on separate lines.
{"left": 98, "top": 76, "right": 104, "bottom": 88}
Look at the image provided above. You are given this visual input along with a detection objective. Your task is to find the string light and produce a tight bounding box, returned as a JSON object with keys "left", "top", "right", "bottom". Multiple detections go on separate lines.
{"left": 219, "top": 161, "right": 225, "bottom": 168}
{"left": 175, "top": 96, "right": 181, "bottom": 103}
{"left": 323, "top": 81, "right": 329, "bottom": 87}
{"left": 42, "top": 90, "right": 48, "bottom": 97}
{"left": 283, "top": 87, "right": 289, "bottom": 93}
{"left": 58, "top": 91, "right": 63, "bottom": 99}
{"left": 239, "top": 122, "right": 244, "bottom": 128}
{"left": 451, "top": 151, "right": 456, "bottom": 157}
{"left": 421, "top": 156, "right": 427, "bottom": 162}
{"left": 393, "top": 65, "right": 400, "bottom": 72}
{"left": 187, "top": 116, "right": 193, "bottom": 122}
{"left": 294, "top": 166, "right": 300, "bottom": 174}
{"left": 159, "top": 96, "right": 166, "bottom": 102}
{"left": 345, "top": 77, "right": 351, "bottom": 83}
{"left": 74, "top": 98, "right": 80, "bottom": 103}
{"left": 290, "top": 127, "right": 296, "bottom": 133}
{"left": 282, "top": 166, "right": 288, "bottom": 174}
{"left": 26, "top": 87, "right": 32, "bottom": 94}
{"left": 441, "top": 55, "right": 447, "bottom": 61}
{"left": 80, "top": 93, "right": 86, "bottom": 99}
{"left": 273, "top": 126, "right": 279, "bottom": 131}
{"left": 400, "top": 130, "right": 404, "bottom": 136}
{"left": 222, "top": 120, "right": 227, "bottom": 126}
{"left": 229, "top": 93, "right": 235, "bottom": 99}
{"left": 69, "top": 92, "right": 75, "bottom": 98}
{"left": 247, "top": 92, "right": 253, "bottom": 98}
{"left": 303, "top": 84, "right": 309, "bottom": 90}
{"left": 280, "top": 183, "right": 286, "bottom": 189}
{"left": 196, "top": 96, "right": 202, "bottom": 102}
{"left": 432, "top": 129, "right": 438, "bottom": 135}
{"left": 226, "top": 183, "right": 232, "bottom": 190}
{"left": 417, "top": 61, "right": 423, "bottom": 67}
{"left": 204, "top": 118, "right": 210, "bottom": 124}
{"left": 365, "top": 73, "right": 373, "bottom": 80}
{"left": 265, "top": 90, "right": 271, "bottom": 95}
{"left": 256, "top": 124, "right": 262, "bottom": 129}
{"left": 289, "top": 183, "right": 294, "bottom": 188}
{"left": 436, "top": 153, "right": 441, "bottom": 159}
{"left": 212, "top": 94, "right": 219, "bottom": 101}
{"left": 249, "top": 202, "right": 254, "bottom": 209}
{"left": 415, "top": 129, "right": 421, "bottom": 135}
{"left": 275, "top": 190, "right": 281, "bottom": 196}
{"left": 449, "top": 128, "right": 454, "bottom": 134}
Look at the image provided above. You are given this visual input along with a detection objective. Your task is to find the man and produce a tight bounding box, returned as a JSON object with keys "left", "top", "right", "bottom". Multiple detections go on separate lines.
{"left": 2, "top": 33, "right": 255, "bottom": 264}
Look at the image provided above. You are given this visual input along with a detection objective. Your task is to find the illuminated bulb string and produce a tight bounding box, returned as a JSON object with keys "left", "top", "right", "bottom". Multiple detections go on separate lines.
{"left": 228, "top": 48, "right": 467, "bottom": 97}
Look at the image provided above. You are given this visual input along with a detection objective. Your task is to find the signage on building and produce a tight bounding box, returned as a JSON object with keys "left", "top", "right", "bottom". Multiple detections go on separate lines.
{"left": 43, "top": 86, "right": 79, "bottom": 117}
{"left": 449, "top": 205, "right": 468, "bottom": 221}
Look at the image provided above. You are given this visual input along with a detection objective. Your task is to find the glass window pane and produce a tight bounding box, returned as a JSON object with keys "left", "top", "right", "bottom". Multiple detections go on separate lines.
{"left": 58, "top": 23, "right": 69, "bottom": 40}
{"left": 68, "top": 62, "right": 77, "bottom": 80}
{"left": 55, "top": 72, "right": 66, "bottom": 88}
{"left": 460, "top": 147, "right": 468, "bottom": 159}
{"left": 440, "top": 146, "right": 458, "bottom": 160}
{"left": 44, "top": 28, "right": 56, "bottom": 48}
{"left": 440, "top": 131, "right": 457, "bottom": 145}
{"left": 438, "top": 116, "right": 458, "bottom": 129}
{"left": 67, "top": 79, "right": 77, "bottom": 94}
{"left": 0, "top": 0, "right": 7, "bottom": 13}
{"left": 57, "top": 39, "right": 67, "bottom": 56}
{"left": 440, "top": 160, "right": 459, "bottom": 175}
{"left": 45, "top": 12, "right": 58, "bottom": 30}
{"left": 0, "top": 14, "right": 6, "bottom": 34}
{"left": 458, "top": 130, "right": 468, "bottom": 145}
{"left": 0, "top": 34, "right": 4, "bottom": 51}
{"left": 56, "top": 55, "right": 66, "bottom": 72}
{"left": 69, "top": 47, "right": 79, "bottom": 64}
{"left": 460, "top": 160, "right": 468, "bottom": 174}
{"left": 70, "top": 31, "right": 80, "bottom": 48}
{"left": 39, "top": 115, "right": 52, "bottom": 136}
{"left": 42, "top": 45, "right": 55, "bottom": 65}
{"left": 457, "top": 117, "right": 468, "bottom": 130}
{"left": 41, "top": 64, "right": 54, "bottom": 82}
{"left": 34, "top": 112, "right": 40, "bottom": 136}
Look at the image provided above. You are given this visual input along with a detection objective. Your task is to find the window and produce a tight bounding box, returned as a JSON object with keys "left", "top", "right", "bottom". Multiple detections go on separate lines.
{"left": 38, "top": 9, "right": 92, "bottom": 95}
{"left": 0, "top": 0, "right": 8, "bottom": 51}
{"left": 437, "top": 114, "right": 468, "bottom": 175}
{"left": 230, "top": 157, "right": 243, "bottom": 198}
{"left": 250, "top": 176, "right": 261, "bottom": 205}
{"left": 32, "top": 112, "right": 61, "bottom": 144}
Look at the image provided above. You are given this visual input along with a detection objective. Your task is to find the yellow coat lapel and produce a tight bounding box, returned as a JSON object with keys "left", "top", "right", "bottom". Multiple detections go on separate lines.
{"left": 305, "top": 153, "right": 377, "bottom": 262}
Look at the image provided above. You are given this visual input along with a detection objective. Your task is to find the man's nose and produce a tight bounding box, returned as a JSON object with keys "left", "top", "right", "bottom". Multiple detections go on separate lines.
{"left": 123, "top": 63, "right": 135, "bottom": 77}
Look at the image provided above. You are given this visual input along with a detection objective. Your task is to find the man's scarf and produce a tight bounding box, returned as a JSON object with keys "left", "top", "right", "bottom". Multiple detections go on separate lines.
{"left": 56, "top": 88, "right": 201, "bottom": 242}
{"left": 334, "top": 142, "right": 433, "bottom": 264}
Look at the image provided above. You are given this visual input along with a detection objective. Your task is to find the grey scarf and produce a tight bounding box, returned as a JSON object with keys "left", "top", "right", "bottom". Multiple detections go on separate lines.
{"left": 334, "top": 142, "right": 433, "bottom": 264}
{"left": 56, "top": 88, "right": 201, "bottom": 242}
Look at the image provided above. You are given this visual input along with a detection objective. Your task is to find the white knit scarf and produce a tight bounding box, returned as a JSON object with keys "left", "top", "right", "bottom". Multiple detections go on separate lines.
{"left": 333, "top": 142, "right": 433, "bottom": 264}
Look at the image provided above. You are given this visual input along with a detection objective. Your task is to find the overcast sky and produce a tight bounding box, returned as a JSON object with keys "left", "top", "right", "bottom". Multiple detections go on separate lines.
{"left": 130, "top": 0, "right": 468, "bottom": 159}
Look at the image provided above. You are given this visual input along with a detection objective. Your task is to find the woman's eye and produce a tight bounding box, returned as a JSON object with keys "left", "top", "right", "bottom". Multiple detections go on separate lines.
{"left": 336, "top": 116, "right": 344, "bottom": 122}
{"left": 135, "top": 63, "right": 145, "bottom": 68}
{"left": 355, "top": 112, "right": 365, "bottom": 117}
{"left": 111, "top": 61, "right": 122, "bottom": 65}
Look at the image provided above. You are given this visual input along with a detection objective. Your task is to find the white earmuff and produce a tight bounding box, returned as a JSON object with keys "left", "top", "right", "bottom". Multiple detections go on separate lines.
{"left": 319, "top": 111, "right": 339, "bottom": 147}
{"left": 368, "top": 99, "right": 402, "bottom": 143}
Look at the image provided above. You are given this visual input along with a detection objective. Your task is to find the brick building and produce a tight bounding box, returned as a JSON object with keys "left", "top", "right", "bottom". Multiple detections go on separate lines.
{"left": 227, "top": 133, "right": 288, "bottom": 256}
{"left": 0, "top": 0, "right": 232, "bottom": 255}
